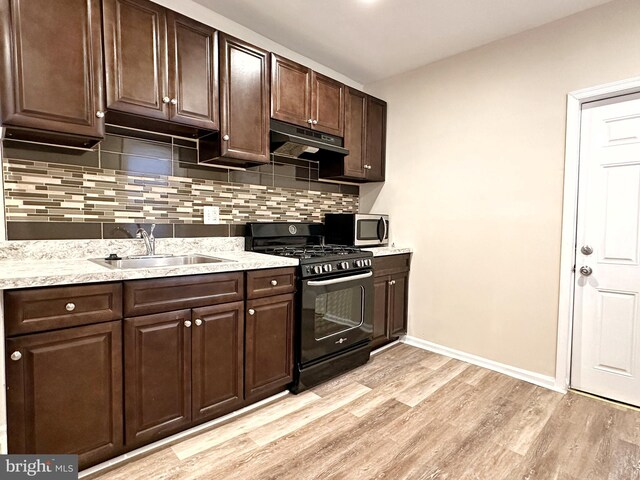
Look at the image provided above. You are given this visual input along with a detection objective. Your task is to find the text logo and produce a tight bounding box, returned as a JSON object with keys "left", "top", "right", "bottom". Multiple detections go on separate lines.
{"left": 1, "top": 455, "right": 78, "bottom": 479}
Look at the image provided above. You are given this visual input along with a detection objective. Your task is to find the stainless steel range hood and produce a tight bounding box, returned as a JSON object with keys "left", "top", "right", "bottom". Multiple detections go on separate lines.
{"left": 270, "top": 119, "right": 349, "bottom": 160}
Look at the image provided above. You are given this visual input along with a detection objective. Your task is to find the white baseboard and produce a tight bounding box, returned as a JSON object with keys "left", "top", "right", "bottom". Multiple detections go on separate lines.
{"left": 401, "top": 335, "right": 566, "bottom": 394}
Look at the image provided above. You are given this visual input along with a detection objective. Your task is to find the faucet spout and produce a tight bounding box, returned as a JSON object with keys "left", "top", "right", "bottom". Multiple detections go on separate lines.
{"left": 136, "top": 224, "right": 156, "bottom": 256}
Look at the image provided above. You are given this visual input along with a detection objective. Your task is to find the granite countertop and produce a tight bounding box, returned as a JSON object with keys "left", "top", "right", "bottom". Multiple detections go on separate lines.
{"left": 363, "top": 246, "right": 413, "bottom": 257}
{"left": 0, "top": 251, "right": 299, "bottom": 290}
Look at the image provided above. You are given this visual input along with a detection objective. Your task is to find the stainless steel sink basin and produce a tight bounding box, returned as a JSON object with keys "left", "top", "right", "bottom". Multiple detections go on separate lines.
{"left": 90, "top": 254, "right": 231, "bottom": 270}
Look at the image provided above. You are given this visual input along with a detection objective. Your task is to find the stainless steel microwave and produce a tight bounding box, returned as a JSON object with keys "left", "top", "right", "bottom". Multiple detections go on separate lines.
{"left": 324, "top": 213, "right": 389, "bottom": 247}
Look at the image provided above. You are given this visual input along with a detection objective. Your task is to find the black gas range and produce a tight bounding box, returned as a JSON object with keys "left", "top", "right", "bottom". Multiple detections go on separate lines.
{"left": 246, "top": 222, "right": 374, "bottom": 393}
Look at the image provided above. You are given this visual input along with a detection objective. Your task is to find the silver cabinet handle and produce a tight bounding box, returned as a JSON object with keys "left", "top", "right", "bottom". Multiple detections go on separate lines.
{"left": 184, "top": 320, "right": 192, "bottom": 328}
{"left": 308, "top": 271, "right": 373, "bottom": 286}
{"left": 579, "top": 266, "right": 593, "bottom": 276}
{"left": 223, "top": 134, "right": 230, "bottom": 141}
{"left": 312, "top": 119, "right": 318, "bottom": 124}
{"left": 65, "top": 302, "right": 76, "bottom": 312}
{"left": 95, "top": 111, "right": 105, "bottom": 118}
{"left": 248, "top": 308, "right": 255, "bottom": 315}
{"left": 170, "top": 98, "right": 177, "bottom": 105}
{"left": 195, "top": 319, "right": 202, "bottom": 326}
{"left": 10, "top": 351, "right": 21, "bottom": 361}
{"left": 270, "top": 280, "right": 278, "bottom": 286}
{"left": 162, "top": 96, "right": 171, "bottom": 104}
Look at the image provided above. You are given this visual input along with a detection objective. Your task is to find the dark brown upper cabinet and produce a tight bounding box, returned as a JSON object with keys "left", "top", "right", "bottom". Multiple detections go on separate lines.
{"left": 365, "top": 95, "right": 387, "bottom": 182}
{"left": 6, "top": 321, "right": 123, "bottom": 470}
{"left": 103, "top": 0, "right": 218, "bottom": 132}
{"left": 271, "top": 54, "right": 344, "bottom": 137}
{"left": 216, "top": 34, "right": 271, "bottom": 165}
{"left": 319, "top": 89, "right": 386, "bottom": 182}
{"left": 0, "top": 0, "right": 105, "bottom": 146}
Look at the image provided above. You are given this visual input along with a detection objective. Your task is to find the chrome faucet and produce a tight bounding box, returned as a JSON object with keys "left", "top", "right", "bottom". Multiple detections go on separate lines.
{"left": 136, "top": 224, "right": 156, "bottom": 256}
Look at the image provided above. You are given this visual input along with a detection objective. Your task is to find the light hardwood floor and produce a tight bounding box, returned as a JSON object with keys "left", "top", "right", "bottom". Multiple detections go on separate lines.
{"left": 92, "top": 344, "right": 640, "bottom": 479}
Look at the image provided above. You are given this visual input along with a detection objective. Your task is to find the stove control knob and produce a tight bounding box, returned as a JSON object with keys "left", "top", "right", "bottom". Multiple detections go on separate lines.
{"left": 323, "top": 264, "right": 332, "bottom": 272}
{"left": 338, "top": 261, "right": 349, "bottom": 270}
{"left": 313, "top": 266, "right": 323, "bottom": 274}
{"left": 355, "top": 260, "right": 363, "bottom": 268}
{"left": 365, "top": 259, "right": 372, "bottom": 266}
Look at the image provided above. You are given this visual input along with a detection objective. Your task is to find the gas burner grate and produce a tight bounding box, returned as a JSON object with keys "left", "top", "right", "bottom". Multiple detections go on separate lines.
{"left": 263, "top": 244, "right": 364, "bottom": 259}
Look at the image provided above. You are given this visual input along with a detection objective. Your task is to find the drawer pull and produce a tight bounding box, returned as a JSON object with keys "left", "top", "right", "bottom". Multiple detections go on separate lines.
{"left": 10, "top": 351, "right": 22, "bottom": 361}
{"left": 270, "top": 280, "right": 278, "bottom": 286}
{"left": 65, "top": 302, "right": 76, "bottom": 312}
{"left": 195, "top": 319, "right": 203, "bottom": 326}
{"left": 184, "top": 320, "right": 192, "bottom": 328}
{"left": 248, "top": 308, "right": 255, "bottom": 316}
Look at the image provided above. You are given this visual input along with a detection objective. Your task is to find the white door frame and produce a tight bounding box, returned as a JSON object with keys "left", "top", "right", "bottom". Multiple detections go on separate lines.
{"left": 556, "top": 76, "right": 640, "bottom": 392}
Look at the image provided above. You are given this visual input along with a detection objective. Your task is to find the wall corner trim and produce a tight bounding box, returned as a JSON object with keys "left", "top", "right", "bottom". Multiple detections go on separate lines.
{"left": 402, "top": 335, "right": 565, "bottom": 394}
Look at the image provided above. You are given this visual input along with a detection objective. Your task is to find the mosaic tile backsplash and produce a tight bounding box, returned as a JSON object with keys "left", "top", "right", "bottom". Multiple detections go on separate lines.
{"left": 1, "top": 126, "right": 359, "bottom": 240}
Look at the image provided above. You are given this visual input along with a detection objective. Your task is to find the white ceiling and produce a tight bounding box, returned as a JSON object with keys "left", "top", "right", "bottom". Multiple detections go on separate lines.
{"left": 195, "top": 0, "right": 613, "bottom": 85}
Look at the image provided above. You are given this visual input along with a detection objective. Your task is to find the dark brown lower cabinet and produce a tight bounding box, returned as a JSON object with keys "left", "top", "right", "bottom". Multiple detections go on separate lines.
{"left": 124, "top": 301, "right": 245, "bottom": 446}
{"left": 6, "top": 321, "right": 123, "bottom": 469}
{"left": 371, "top": 254, "right": 411, "bottom": 350}
{"left": 245, "top": 293, "right": 294, "bottom": 400}
{"left": 191, "top": 302, "right": 244, "bottom": 421}
{"left": 124, "top": 309, "right": 192, "bottom": 447}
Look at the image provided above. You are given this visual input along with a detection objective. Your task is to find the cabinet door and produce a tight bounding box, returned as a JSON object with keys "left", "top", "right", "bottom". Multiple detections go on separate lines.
{"left": 167, "top": 12, "right": 218, "bottom": 130}
{"left": 191, "top": 302, "right": 244, "bottom": 422}
{"left": 372, "top": 276, "right": 390, "bottom": 348}
{"left": 365, "top": 95, "right": 387, "bottom": 182}
{"left": 0, "top": 0, "right": 104, "bottom": 138}
{"left": 310, "top": 71, "right": 344, "bottom": 137}
{"left": 103, "top": 0, "right": 169, "bottom": 120}
{"left": 389, "top": 272, "right": 409, "bottom": 336}
{"left": 219, "top": 34, "right": 270, "bottom": 163}
{"left": 245, "top": 294, "right": 294, "bottom": 400}
{"left": 124, "top": 310, "right": 191, "bottom": 446}
{"left": 6, "top": 322, "right": 122, "bottom": 469}
{"left": 270, "top": 54, "right": 311, "bottom": 128}
{"left": 343, "top": 87, "right": 367, "bottom": 179}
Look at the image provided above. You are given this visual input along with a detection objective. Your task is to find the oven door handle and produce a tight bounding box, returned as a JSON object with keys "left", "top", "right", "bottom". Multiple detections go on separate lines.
{"left": 307, "top": 271, "right": 373, "bottom": 286}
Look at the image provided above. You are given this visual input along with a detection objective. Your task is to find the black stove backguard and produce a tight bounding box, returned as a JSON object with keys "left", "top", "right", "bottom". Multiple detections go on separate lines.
{"left": 245, "top": 221, "right": 374, "bottom": 393}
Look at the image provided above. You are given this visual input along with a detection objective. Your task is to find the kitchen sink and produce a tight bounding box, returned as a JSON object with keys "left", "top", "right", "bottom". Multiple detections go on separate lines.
{"left": 90, "top": 254, "right": 231, "bottom": 270}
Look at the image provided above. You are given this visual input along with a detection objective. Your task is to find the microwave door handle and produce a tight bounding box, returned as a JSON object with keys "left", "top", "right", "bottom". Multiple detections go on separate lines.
{"left": 378, "top": 217, "right": 388, "bottom": 242}
{"left": 383, "top": 218, "right": 388, "bottom": 241}
{"left": 307, "top": 271, "right": 373, "bottom": 286}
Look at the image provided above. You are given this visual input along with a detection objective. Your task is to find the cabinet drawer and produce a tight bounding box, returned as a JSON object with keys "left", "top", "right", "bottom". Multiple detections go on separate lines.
{"left": 373, "top": 254, "right": 411, "bottom": 277}
{"left": 246, "top": 268, "right": 296, "bottom": 299}
{"left": 124, "top": 272, "right": 244, "bottom": 317}
{"left": 4, "top": 283, "right": 122, "bottom": 336}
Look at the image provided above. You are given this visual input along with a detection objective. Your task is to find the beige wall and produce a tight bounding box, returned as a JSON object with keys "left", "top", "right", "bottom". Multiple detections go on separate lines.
{"left": 361, "top": 0, "right": 640, "bottom": 376}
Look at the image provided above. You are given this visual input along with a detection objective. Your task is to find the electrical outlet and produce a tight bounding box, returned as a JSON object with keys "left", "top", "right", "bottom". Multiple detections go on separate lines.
{"left": 203, "top": 206, "right": 220, "bottom": 225}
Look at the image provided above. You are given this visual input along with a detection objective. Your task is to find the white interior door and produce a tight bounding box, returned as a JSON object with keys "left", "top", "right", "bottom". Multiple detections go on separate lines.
{"left": 571, "top": 96, "right": 640, "bottom": 406}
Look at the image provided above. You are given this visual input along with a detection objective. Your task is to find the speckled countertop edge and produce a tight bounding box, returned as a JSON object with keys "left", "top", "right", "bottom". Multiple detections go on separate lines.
{"left": 0, "top": 251, "right": 299, "bottom": 290}
{"left": 363, "top": 247, "right": 413, "bottom": 257}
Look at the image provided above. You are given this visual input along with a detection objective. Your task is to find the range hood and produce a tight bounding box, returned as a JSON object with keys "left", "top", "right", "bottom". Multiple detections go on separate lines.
{"left": 270, "top": 119, "right": 349, "bottom": 160}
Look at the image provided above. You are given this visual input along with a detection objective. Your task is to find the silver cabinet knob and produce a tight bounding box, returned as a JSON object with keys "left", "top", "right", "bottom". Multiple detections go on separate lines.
{"left": 579, "top": 266, "right": 593, "bottom": 276}
{"left": 184, "top": 320, "right": 192, "bottom": 328}
{"left": 270, "top": 280, "right": 278, "bottom": 286}
{"left": 162, "top": 96, "right": 171, "bottom": 104}
{"left": 170, "top": 98, "right": 177, "bottom": 105}
{"left": 223, "top": 134, "right": 230, "bottom": 141}
{"left": 95, "top": 111, "right": 105, "bottom": 118}
{"left": 65, "top": 302, "right": 76, "bottom": 312}
{"left": 307, "top": 119, "right": 313, "bottom": 124}
{"left": 10, "top": 351, "right": 22, "bottom": 361}
{"left": 581, "top": 245, "right": 594, "bottom": 255}
{"left": 248, "top": 308, "right": 255, "bottom": 315}
{"left": 312, "top": 119, "right": 318, "bottom": 124}
{"left": 195, "top": 319, "right": 202, "bottom": 326}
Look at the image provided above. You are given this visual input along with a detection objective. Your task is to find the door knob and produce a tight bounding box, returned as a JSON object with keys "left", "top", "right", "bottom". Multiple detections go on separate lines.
{"left": 195, "top": 319, "right": 202, "bottom": 326}
{"left": 579, "top": 266, "right": 593, "bottom": 276}
{"left": 10, "top": 351, "right": 21, "bottom": 361}
{"left": 223, "top": 134, "right": 230, "bottom": 141}
{"left": 95, "top": 111, "right": 105, "bottom": 118}
{"left": 170, "top": 98, "right": 177, "bottom": 105}
{"left": 162, "top": 96, "right": 171, "bottom": 104}
{"left": 65, "top": 302, "right": 76, "bottom": 312}
{"left": 248, "top": 309, "right": 255, "bottom": 315}
{"left": 581, "top": 245, "right": 593, "bottom": 255}
{"left": 270, "top": 280, "right": 278, "bottom": 286}
{"left": 307, "top": 119, "right": 313, "bottom": 124}
{"left": 312, "top": 119, "right": 318, "bottom": 125}
{"left": 184, "top": 320, "right": 192, "bottom": 328}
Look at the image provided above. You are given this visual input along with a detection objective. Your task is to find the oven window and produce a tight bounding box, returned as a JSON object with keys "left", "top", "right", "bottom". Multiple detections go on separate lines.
{"left": 357, "top": 220, "right": 379, "bottom": 240}
{"left": 314, "top": 286, "right": 364, "bottom": 340}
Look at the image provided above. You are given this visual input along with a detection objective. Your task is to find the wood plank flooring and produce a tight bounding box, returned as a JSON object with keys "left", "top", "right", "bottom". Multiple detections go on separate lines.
{"left": 91, "top": 344, "right": 640, "bottom": 480}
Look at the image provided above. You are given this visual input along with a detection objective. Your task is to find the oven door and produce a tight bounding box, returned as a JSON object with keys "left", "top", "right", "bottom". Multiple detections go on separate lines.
{"left": 300, "top": 270, "right": 374, "bottom": 365}
{"left": 354, "top": 215, "right": 389, "bottom": 246}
